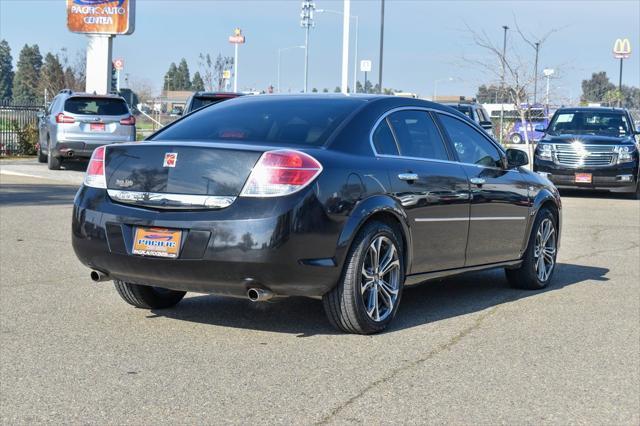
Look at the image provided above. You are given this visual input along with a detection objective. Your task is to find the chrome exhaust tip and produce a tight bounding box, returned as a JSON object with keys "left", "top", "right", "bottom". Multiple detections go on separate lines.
{"left": 66, "top": 150, "right": 74, "bottom": 157}
{"left": 247, "top": 288, "right": 273, "bottom": 302}
{"left": 90, "top": 270, "right": 110, "bottom": 282}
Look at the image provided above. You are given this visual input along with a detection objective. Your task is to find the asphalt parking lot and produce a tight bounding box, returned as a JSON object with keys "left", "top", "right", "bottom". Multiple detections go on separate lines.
{"left": 1, "top": 159, "right": 639, "bottom": 424}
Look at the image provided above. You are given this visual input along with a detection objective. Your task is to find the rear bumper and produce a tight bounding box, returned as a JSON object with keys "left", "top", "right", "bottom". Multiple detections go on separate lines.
{"left": 534, "top": 159, "right": 638, "bottom": 192}
{"left": 53, "top": 138, "right": 135, "bottom": 158}
{"left": 72, "top": 186, "right": 343, "bottom": 298}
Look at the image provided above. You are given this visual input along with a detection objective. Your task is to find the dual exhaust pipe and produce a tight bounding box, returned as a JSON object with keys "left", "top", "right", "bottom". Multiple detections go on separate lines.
{"left": 91, "top": 270, "right": 274, "bottom": 302}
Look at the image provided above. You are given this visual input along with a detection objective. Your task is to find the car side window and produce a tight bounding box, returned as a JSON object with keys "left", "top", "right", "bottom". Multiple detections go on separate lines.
{"left": 386, "top": 110, "right": 449, "bottom": 160}
{"left": 372, "top": 118, "right": 399, "bottom": 155}
{"left": 438, "top": 113, "right": 503, "bottom": 168}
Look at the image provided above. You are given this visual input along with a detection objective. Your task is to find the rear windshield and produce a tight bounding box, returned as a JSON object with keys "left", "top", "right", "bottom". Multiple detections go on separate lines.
{"left": 189, "top": 96, "right": 233, "bottom": 112}
{"left": 153, "top": 97, "right": 363, "bottom": 146}
{"left": 64, "top": 97, "right": 129, "bottom": 116}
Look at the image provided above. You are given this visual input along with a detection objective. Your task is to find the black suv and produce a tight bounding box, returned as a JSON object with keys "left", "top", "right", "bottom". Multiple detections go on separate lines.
{"left": 534, "top": 107, "right": 639, "bottom": 196}
{"left": 442, "top": 101, "right": 494, "bottom": 136}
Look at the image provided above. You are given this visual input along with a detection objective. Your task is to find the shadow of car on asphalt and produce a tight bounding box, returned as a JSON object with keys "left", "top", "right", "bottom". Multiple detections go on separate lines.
{"left": 149, "top": 262, "right": 610, "bottom": 336}
{"left": 0, "top": 183, "right": 79, "bottom": 206}
{"left": 559, "top": 188, "right": 638, "bottom": 200}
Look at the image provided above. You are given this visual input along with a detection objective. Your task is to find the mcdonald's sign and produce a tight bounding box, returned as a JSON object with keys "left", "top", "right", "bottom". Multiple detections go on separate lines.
{"left": 613, "top": 38, "right": 631, "bottom": 59}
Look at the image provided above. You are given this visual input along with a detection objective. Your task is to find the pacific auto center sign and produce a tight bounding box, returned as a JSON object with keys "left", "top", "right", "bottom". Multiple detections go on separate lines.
{"left": 67, "top": 0, "right": 135, "bottom": 35}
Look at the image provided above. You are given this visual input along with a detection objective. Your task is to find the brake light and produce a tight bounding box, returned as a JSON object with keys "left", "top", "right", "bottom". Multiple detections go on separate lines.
{"left": 240, "top": 150, "right": 323, "bottom": 197}
{"left": 56, "top": 113, "right": 75, "bottom": 124}
{"left": 84, "top": 145, "right": 106, "bottom": 188}
{"left": 119, "top": 115, "right": 136, "bottom": 125}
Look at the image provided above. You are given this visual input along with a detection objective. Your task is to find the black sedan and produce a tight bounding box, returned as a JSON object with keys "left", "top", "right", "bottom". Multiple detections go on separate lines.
{"left": 72, "top": 95, "right": 562, "bottom": 334}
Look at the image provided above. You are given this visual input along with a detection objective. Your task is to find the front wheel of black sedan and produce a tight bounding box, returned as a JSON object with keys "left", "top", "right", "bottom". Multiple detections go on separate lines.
{"left": 506, "top": 207, "right": 557, "bottom": 290}
{"left": 323, "top": 221, "right": 405, "bottom": 334}
{"left": 114, "top": 280, "right": 186, "bottom": 309}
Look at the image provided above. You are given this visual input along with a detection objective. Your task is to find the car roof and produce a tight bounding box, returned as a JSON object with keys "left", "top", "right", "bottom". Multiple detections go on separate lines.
{"left": 192, "top": 92, "right": 244, "bottom": 98}
{"left": 555, "top": 107, "right": 628, "bottom": 113}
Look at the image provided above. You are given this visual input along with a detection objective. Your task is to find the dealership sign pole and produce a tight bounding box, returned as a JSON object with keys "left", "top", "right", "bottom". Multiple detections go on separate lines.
{"left": 67, "top": 0, "right": 135, "bottom": 95}
{"left": 229, "top": 28, "right": 245, "bottom": 93}
{"left": 613, "top": 38, "right": 631, "bottom": 107}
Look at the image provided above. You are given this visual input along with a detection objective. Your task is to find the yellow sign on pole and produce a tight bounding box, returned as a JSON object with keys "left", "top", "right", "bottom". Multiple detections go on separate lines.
{"left": 223, "top": 70, "right": 231, "bottom": 80}
{"left": 613, "top": 38, "right": 631, "bottom": 59}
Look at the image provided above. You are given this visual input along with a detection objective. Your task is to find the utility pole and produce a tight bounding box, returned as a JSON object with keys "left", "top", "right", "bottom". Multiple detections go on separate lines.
{"left": 378, "top": 0, "right": 385, "bottom": 93}
{"left": 340, "top": 0, "right": 350, "bottom": 93}
{"left": 533, "top": 42, "right": 540, "bottom": 104}
{"left": 300, "top": 1, "right": 316, "bottom": 93}
{"left": 499, "top": 25, "right": 509, "bottom": 144}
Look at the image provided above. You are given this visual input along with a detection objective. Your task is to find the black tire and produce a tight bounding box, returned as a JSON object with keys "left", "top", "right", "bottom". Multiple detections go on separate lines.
{"left": 114, "top": 280, "right": 186, "bottom": 309}
{"left": 506, "top": 207, "right": 557, "bottom": 290}
{"left": 37, "top": 144, "right": 47, "bottom": 163}
{"left": 323, "top": 221, "right": 405, "bottom": 334}
{"left": 47, "top": 143, "right": 61, "bottom": 170}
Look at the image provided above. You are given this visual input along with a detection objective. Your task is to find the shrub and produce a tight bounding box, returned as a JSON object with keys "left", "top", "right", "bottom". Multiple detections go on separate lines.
{"left": 12, "top": 121, "right": 38, "bottom": 155}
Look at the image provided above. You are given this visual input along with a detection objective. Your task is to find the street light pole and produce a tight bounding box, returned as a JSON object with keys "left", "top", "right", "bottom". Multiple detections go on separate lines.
{"left": 533, "top": 41, "right": 540, "bottom": 104}
{"left": 378, "top": 0, "right": 385, "bottom": 93}
{"left": 300, "top": 1, "right": 316, "bottom": 94}
{"left": 499, "top": 25, "right": 509, "bottom": 144}
{"left": 277, "top": 45, "right": 305, "bottom": 93}
{"left": 433, "top": 77, "right": 453, "bottom": 102}
{"left": 316, "top": 9, "right": 359, "bottom": 93}
{"left": 340, "top": 0, "right": 350, "bottom": 94}
{"left": 543, "top": 68, "right": 555, "bottom": 110}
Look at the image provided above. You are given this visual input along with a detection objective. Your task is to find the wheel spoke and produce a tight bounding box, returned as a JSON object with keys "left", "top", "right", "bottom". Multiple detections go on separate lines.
{"left": 361, "top": 279, "right": 375, "bottom": 295}
{"left": 361, "top": 236, "right": 401, "bottom": 323}
{"left": 377, "top": 282, "right": 394, "bottom": 311}
{"left": 378, "top": 243, "right": 396, "bottom": 274}
{"left": 380, "top": 259, "right": 400, "bottom": 277}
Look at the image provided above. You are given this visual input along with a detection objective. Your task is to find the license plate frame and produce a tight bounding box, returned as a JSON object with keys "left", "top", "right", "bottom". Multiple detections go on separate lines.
{"left": 574, "top": 173, "right": 592, "bottom": 183}
{"left": 132, "top": 227, "right": 182, "bottom": 259}
{"left": 90, "top": 123, "right": 105, "bottom": 132}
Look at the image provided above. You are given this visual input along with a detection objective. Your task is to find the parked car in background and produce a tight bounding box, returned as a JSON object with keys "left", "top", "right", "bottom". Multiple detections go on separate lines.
{"left": 169, "top": 106, "right": 184, "bottom": 117}
{"left": 183, "top": 92, "right": 244, "bottom": 114}
{"left": 38, "top": 90, "right": 136, "bottom": 170}
{"left": 508, "top": 104, "right": 550, "bottom": 144}
{"left": 534, "top": 107, "right": 639, "bottom": 197}
{"left": 73, "top": 95, "right": 561, "bottom": 334}
{"left": 442, "top": 101, "right": 494, "bottom": 136}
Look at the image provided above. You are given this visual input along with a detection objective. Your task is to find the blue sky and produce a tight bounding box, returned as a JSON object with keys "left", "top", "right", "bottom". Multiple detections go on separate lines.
{"left": 1, "top": 0, "right": 639, "bottom": 102}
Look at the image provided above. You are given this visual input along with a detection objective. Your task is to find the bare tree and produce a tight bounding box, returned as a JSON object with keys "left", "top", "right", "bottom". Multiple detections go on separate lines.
{"left": 463, "top": 21, "right": 561, "bottom": 166}
{"left": 198, "top": 53, "right": 234, "bottom": 92}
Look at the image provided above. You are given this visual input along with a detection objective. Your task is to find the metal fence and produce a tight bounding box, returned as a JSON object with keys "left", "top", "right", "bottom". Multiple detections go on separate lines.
{"left": 0, "top": 100, "right": 43, "bottom": 156}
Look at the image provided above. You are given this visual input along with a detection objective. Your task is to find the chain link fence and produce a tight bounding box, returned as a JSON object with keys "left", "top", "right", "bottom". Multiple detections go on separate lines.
{"left": 0, "top": 100, "right": 44, "bottom": 157}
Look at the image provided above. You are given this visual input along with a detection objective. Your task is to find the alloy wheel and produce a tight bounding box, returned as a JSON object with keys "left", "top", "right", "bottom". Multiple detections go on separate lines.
{"left": 534, "top": 218, "right": 556, "bottom": 282}
{"left": 361, "top": 236, "right": 400, "bottom": 322}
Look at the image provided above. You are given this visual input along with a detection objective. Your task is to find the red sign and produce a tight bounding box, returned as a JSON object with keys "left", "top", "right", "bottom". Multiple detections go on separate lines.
{"left": 113, "top": 58, "right": 124, "bottom": 70}
{"left": 229, "top": 28, "right": 245, "bottom": 44}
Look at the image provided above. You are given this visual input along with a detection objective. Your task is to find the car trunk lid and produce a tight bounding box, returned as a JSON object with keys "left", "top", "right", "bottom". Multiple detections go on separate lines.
{"left": 104, "top": 142, "right": 263, "bottom": 209}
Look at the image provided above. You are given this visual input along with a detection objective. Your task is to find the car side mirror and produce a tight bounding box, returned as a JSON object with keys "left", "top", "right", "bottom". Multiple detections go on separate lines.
{"left": 506, "top": 148, "right": 529, "bottom": 168}
{"left": 534, "top": 124, "right": 546, "bottom": 133}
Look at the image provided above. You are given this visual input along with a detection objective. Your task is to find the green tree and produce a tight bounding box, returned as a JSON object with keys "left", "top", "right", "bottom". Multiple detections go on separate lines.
{"left": 312, "top": 87, "right": 318, "bottom": 93}
{"left": 191, "top": 71, "right": 205, "bottom": 91}
{"left": 333, "top": 86, "right": 341, "bottom": 93}
{"left": 39, "top": 53, "right": 65, "bottom": 99}
{"left": 175, "top": 58, "right": 191, "bottom": 90}
{"left": 0, "top": 40, "right": 14, "bottom": 100}
{"left": 322, "top": 88, "right": 329, "bottom": 93}
{"left": 581, "top": 71, "right": 615, "bottom": 103}
{"left": 163, "top": 62, "right": 178, "bottom": 90}
{"left": 12, "top": 44, "right": 43, "bottom": 103}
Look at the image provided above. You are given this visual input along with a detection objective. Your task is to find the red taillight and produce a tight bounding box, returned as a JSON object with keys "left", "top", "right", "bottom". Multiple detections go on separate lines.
{"left": 240, "top": 150, "right": 322, "bottom": 197}
{"left": 84, "top": 146, "right": 106, "bottom": 188}
{"left": 119, "top": 115, "right": 136, "bottom": 125}
{"left": 56, "top": 113, "right": 75, "bottom": 124}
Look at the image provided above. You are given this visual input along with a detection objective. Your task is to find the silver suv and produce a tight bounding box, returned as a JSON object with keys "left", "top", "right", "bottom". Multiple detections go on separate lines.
{"left": 38, "top": 90, "right": 136, "bottom": 170}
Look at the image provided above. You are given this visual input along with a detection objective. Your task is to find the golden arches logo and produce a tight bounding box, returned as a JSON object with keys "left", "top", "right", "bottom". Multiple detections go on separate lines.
{"left": 613, "top": 38, "right": 631, "bottom": 59}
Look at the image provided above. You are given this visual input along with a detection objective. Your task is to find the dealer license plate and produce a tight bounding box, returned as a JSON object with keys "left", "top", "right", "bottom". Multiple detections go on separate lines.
{"left": 575, "top": 173, "right": 592, "bottom": 183}
{"left": 132, "top": 227, "right": 182, "bottom": 258}
{"left": 90, "top": 123, "right": 105, "bottom": 132}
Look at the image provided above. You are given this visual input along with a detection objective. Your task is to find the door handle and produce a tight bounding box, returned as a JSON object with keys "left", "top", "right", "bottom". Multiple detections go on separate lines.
{"left": 470, "top": 177, "right": 486, "bottom": 185}
{"left": 398, "top": 173, "right": 419, "bottom": 181}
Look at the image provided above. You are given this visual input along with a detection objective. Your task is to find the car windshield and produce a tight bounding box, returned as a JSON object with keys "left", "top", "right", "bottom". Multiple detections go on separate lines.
{"left": 547, "top": 111, "right": 631, "bottom": 137}
{"left": 64, "top": 97, "right": 129, "bottom": 116}
{"left": 452, "top": 105, "right": 472, "bottom": 118}
{"left": 153, "top": 97, "right": 364, "bottom": 146}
